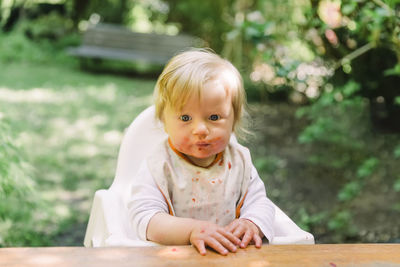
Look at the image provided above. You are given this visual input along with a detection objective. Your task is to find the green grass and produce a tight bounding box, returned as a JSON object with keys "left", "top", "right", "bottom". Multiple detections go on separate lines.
{"left": 0, "top": 61, "right": 156, "bottom": 245}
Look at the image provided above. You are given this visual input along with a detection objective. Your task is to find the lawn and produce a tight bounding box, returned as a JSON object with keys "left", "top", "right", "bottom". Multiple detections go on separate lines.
{"left": 0, "top": 61, "right": 156, "bottom": 245}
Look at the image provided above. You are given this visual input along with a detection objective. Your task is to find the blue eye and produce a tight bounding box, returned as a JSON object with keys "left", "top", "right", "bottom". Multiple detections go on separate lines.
{"left": 209, "top": 114, "right": 220, "bottom": 121}
{"left": 180, "top": 115, "right": 192, "bottom": 122}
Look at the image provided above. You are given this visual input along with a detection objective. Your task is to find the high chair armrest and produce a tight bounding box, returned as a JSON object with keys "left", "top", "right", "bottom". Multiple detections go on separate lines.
{"left": 271, "top": 234, "right": 315, "bottom": 245}
{"left": 84, "top": 189, "right": 117, "bottom": 247}
{"left": 84, "top": 189, "right": 138, "bottom": 247}
{"left": 271, "top": 203, "right": 315, "bottom": 245}
{"left": 84, "top": 189, "right": 160, "bottom": 247}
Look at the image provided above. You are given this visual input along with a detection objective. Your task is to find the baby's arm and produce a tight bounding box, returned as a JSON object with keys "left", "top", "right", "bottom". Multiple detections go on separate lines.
{"left": 147, "top": 213, "right": 240, "bottom": 255}
{"left": 128, "top": 161, "right": 240, "bottom": 255}
{"left": 226, "top": 165, "right": 275, "bottom": 247}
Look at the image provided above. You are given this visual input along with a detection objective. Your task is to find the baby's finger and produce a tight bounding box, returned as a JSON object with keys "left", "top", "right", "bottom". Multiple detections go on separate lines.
{"left": 253, "top": 233, "right": 262, "bottom": 248}
{"left": 205, "top": 237, "right": 229, "bottom": 256}
{"left": 214, "top": 232, "right": 237, "bottom": 252}
{"left": 225, "top": 220, "right": 239, "bottom": 233}
{"left": 233, "top": 224, "right": 246, "bottom": 239}
{"left": 192, "top": 239, "right": 207, "bottom": 255}
{"left": 218, "top": 228, "right": 241, "bottom": 246}
{"left": 240, "top": 230, "right": 253, "bottom": 248}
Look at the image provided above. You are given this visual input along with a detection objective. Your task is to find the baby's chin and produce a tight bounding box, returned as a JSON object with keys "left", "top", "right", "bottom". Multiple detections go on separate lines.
{"left": 185, "top": 151, "right": 216, "bottom": 160}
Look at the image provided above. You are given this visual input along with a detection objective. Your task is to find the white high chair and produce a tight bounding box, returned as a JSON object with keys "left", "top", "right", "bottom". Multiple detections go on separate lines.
{"left": 83, "top": 106, "right": 315, "bottom": 247}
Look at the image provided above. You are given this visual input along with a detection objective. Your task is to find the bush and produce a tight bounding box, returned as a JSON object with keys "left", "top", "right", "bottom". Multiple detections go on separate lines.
{"left": 0, "top": 17, "right": 79, "bottom": 65}
{"left": 21, "top": 12, "right": 74, "bottom": 41}
{"left": 295, "top": 79, "right": 400, "bottom": 242}
{"left": 0, "top": 119, "right": 53, "bottom": 246}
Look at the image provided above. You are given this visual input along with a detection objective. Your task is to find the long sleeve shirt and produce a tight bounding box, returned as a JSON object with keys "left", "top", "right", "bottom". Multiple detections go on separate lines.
{"left": 128, "top": 139, "right": 275, "bottom": 243}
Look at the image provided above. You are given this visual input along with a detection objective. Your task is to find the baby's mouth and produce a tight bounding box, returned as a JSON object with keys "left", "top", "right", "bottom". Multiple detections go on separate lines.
{"left": 195, "top": 142, "right": 210, "bottom": 147}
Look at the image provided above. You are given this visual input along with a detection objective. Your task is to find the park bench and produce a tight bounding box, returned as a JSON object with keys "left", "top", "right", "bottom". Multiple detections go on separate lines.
{"left": 67, "top": 23, "right": 204, "bottom": 65}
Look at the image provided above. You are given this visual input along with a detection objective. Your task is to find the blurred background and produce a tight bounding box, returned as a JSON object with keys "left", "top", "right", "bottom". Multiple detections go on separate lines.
{"left": 0, "top": 0, "right": 399, "bottom": 246}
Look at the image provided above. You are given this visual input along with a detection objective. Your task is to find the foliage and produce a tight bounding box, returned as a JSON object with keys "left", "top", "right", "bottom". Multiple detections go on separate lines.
{"left": 77, "top": 0, "right": 131, "bottom": 25}
{"left": 295, "top": 80, "right": 379, "bottom": 241}
{"left": 162, "top": 0, "right": 234, "bottom": 51}
{"left": 223, "top": 0, "right": 400, "bottom": 243}
{"left": 303, "top": 0, "right": 400, "bottom": 132}
{"left": 20, "top": 11, "right": 74, "bottom": 40}
{"left": 295, "top": 1, "right": 399, "bottom": 241}
{"left": 0, "top": 119, "right": 53, "bottom": 246}
{"left": 0, "top": 21, "right": 79, "bottom": 65}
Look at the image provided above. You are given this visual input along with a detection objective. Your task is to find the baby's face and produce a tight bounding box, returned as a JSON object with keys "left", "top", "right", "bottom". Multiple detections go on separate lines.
{"left": 163, "top": 79, "right": 235, "bottom": 167}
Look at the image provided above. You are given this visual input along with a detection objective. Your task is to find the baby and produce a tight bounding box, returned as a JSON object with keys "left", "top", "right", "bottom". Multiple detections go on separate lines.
{"left": 128, "top": 49, "right": 275, "bottom": 255}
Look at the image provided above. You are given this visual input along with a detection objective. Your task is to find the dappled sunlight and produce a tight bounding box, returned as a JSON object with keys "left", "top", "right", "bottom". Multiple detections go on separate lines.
{"left": 250, "top": 63, "right": 275, "bottom": 83}
{"left": 104, "top": 130, "right": 123, "bottom": 145}
{"left": 0, "top": 83, "right": 148, "bottom": 106}
{"left": 93, "top": 248, "right": 131, "bottom": 261}
{"left": 157, "top": 246, "right": 193, "bottom": 259}
{"left": 41, "top": 188, "right": 92, "bottom": 222}
{"left": 124, "top": 94, "right": 154, "bottom": 108}
{"left": 0, "top": 87, "right": 78, "bottom": 103}
{"left": 86, "top": 83, "right": 117, "bottom": 103}
{"left": 50, "top": 115, "right": 108, "bottom": 142}
{"left": 42, "top": 187, "right": 95, "bottom": 217}
{"left": 293, "top": 62, "right": 332, "bottom": 98}
{"left": 68, "top": 144, "right": 99, "bottom": 157}
{"left": 27, "top": 254, "right": 64, "bottom": 266}
{"left": 129, "top": 2, "right": 179, "bottom": 35}
{"left": 248, "top": 260, "right": 271, "bottom": 267}
{"left": 250, "top": 60, "right": 332, "bottom": 100}
{"left": 54, "top": 203, "right": 71, "bottom": 218}
{"left": 318, "top": 0, "right": 342, "bottom": 29}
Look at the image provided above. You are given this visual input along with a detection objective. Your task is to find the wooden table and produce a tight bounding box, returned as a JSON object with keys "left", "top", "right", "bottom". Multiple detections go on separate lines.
{"left": 1, "top": 244, "right": 399, "bottom": 267}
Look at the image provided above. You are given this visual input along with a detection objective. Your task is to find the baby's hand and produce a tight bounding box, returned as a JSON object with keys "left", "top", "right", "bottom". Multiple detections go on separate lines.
{"left": 225, "top": 218, "right": 263, "bottom": 249}
{"left": 189, "top": 221, "right": 241, "bottom": 256}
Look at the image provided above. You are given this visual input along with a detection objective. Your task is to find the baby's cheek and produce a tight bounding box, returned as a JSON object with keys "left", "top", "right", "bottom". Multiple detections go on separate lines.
{"left": 174, "top": 137, "right": 190, "bottom": 152}
{"left": 212, "top": 137, "right": 229, "bottom": 152}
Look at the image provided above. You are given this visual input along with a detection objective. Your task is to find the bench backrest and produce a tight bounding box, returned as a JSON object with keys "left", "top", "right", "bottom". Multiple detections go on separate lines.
{"left": 82, "top": 23, "right": 203, "bottom": 63}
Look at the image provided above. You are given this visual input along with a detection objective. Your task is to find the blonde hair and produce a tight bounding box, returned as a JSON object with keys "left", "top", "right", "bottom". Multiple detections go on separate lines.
{"left": 154, "top": 48, "right": 248, "bottom": 138}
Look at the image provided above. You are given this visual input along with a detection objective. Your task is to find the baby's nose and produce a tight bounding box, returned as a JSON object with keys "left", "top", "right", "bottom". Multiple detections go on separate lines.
{"left": 192, "top": 121, "right": 209, "bottom": 136}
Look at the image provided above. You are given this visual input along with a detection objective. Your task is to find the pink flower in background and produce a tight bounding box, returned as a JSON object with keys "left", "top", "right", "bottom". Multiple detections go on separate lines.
{"left": 325, "top": 29, "right": 339, "bottom": 46}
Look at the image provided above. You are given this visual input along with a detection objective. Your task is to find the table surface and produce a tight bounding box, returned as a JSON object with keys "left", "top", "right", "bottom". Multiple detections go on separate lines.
{"left": 1, "top": 244, "right": 400, "bottom": 267}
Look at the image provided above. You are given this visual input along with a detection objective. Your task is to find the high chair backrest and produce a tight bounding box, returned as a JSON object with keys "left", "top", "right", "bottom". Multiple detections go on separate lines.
{"left": 110, "top": 105, "right": 166, "bottom": 205}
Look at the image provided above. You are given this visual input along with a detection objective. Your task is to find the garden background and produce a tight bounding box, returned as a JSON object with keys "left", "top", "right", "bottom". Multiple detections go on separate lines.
{"left": 0, "top": 0, "right": 399, "bottom": 246}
